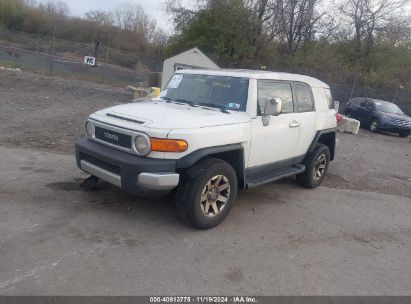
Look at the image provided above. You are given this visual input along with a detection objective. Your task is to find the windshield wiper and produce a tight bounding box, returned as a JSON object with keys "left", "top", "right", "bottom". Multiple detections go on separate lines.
{"left": 198, "top": 102, "right": 230, "bottom": 114}
{"left": 161, "top": 97, "right": 194, "bottom": 106}
{"left": 175, "top": 99, "right": 199, "bottom": 107}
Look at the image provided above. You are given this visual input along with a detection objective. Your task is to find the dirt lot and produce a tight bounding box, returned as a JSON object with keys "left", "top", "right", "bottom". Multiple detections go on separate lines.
{"left": 1, "top": 70, "right": 410, "bottom": 198}
{"left": 1, "top": 70, "right": 411, "bottom": 295}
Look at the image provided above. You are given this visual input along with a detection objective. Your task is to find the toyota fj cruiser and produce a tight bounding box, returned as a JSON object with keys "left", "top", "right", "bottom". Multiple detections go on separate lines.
{"left": 75, "top": 69, "right": 337, "bottom": 229}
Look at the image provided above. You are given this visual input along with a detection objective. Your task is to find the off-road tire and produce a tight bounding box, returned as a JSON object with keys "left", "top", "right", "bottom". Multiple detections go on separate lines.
{"left": 297, "top": 144, "right": 330, "bottom": 189}
{"left": 176, "top": 157, "right": 238, "bottom": 229}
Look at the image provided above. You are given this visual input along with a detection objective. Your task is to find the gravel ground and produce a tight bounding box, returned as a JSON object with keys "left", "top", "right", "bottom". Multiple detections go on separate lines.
{"left": 1, "top": 69, "right": 411, "bottom": 296}
{"left": 1, "top": 146, "right": 411, "bottom": 296}
{"left": 1, "top": 69, "right": 410, "bottom": 198}
{"left": 0, "top": 70, "right": 131, "bottom": 153}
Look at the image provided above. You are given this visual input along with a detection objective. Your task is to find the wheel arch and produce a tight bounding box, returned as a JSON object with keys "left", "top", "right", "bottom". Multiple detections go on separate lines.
{"left": 308, "top": 129, "right": 336, "bottom": 161}
{"left": 176, "top": 144, "right": 246, "bottom": 190}
{"left": 369, "top": 116, "right": 380, "bottom": 124}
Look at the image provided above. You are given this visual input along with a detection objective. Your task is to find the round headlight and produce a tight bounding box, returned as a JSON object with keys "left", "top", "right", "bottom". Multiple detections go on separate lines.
{"left": 85, "top": 121, "right": 93, "bottom": 138}
{"left": 134, "top": 135, "right": 151, "bottom": 156}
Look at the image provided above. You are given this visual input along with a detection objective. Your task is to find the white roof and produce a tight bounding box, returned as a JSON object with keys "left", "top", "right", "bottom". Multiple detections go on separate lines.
{"left": 177, "top": 68, "right": 329, "bottom": 88}
{"left": 163, "top": 48, "right": 220, "bottom": 69}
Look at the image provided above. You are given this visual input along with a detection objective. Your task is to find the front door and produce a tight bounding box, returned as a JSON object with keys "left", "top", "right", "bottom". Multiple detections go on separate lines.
{"left": 248, "top": 81, "right": 301, "bottom": 168}
{"left": 357, "top": 99, "right": 374, "bottom": 124}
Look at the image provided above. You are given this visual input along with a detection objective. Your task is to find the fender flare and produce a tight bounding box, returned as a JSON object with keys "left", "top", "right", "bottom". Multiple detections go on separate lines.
{"left": 308, "top": 128, "right": 336, "bottom": 161}
{"left": 176, "top": 144, "right": 246, "bottom": 189}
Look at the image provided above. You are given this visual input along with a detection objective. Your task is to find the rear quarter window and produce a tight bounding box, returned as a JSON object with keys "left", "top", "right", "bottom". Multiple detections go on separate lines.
{"left": 294, "top": 83, "right": 315, "bottom": 112}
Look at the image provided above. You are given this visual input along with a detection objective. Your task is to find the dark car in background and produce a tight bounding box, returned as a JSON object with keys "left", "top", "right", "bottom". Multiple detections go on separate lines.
{"left": 345, "top": 98, "right": 411, "bottom": 137}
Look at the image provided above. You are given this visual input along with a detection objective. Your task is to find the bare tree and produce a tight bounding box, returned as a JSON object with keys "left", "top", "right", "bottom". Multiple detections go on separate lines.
{"left": 24, "top": 0, "right": 37, "bottom": 7}
{"left": 164, "top": 0, "right": 204, "bottom": 34}
{"left": 339, "top": 0, "right": 408, "bottom": 52}
{"left": 264, "top": 0, "right": 324, "bottom": 52}
{"left": 245, "top": 0, "right": 273, "bottom": 59}
{"left": 376, "top": 14, "right": 411, "bottom": 46}
{"left": 114, "top": 2, "right": 156, "bottom": 40}
{"left": 85, "top": 10, "right": 114, "bottom": 27}
{"left": 39, "top": 0, "right": 70, "bottom": 18}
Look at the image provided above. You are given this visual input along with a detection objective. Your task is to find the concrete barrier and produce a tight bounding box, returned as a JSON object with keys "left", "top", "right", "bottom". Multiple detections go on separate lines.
{"left": 337, "top": 116, "right": 360, "bottom": 134}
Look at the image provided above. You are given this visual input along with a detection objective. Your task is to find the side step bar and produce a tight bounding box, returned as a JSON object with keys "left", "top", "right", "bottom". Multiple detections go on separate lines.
{"left": 246, "top": 164, "right": 305, "bottom": 189}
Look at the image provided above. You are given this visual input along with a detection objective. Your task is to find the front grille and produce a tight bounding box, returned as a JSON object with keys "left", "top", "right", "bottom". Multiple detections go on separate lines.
{"left": 394, "top": 120, "right": 411, "bottom": 127}
{"left": 81, "top": 153, "right": 121, "bottom": 175}
{"left": 95, "top": 126, "right": 132, "bottom": 149}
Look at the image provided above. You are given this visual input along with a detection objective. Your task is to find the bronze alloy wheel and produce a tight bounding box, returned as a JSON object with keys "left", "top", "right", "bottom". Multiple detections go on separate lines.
{"left": 313, "top": 153, "right": 327, "bottom": 182}
{"left": 200, "top": 175, "right": 231, "bottom": 217}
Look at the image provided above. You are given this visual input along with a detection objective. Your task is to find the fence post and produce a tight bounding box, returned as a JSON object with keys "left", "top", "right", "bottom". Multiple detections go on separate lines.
{"left": 49, "top": 24, "right": 56, "bottom": 76}
{"left": 349, "top": 78, "right": 357, "bottom": 101}
{"left": 105, "top": 33, "right": 111, "bottom": 65}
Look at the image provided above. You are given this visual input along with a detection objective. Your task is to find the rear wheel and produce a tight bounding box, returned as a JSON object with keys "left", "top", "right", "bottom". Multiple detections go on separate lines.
{"left": 176, "top": 158, "right": 238, "bottom": 229}
{"left": 369, "top": 119, "right": 379, "bottom": 132}
{"left": 297, "top": 144, "right": 330, "bottom": 189}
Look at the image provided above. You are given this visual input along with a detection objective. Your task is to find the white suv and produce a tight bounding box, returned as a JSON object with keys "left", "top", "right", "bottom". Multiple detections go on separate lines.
{"left": 76, "top": 69, "right": 337, "bottom": 229}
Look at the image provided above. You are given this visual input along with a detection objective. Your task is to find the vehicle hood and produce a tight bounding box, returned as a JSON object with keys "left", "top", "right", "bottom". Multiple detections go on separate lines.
{"left": 94, "top": 100, "right": 251, "bottom": 129}
{"left": 380, "top": 112, "right": 411, "bottom": 121}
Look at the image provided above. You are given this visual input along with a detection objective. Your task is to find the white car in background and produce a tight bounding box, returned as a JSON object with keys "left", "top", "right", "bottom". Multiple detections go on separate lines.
{"left": 76, "top": 69, "right": 337, "bottom": 229}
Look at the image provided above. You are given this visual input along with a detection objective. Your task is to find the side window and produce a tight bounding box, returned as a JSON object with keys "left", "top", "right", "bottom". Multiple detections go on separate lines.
{"left": 365, "top": 100, "right": 375, "bottom": 110}
{"left": 257, "top": 81, "right": 294, "bottom": 115}
{"left": 351, "top": 98, "right": 360, "bottom": 105}
{"left": 294, "top": 83, "right": 314, "bottom": 112}
{"left": 360, "top": 100, "right": 368, "bottom": 107}
{"left": 353, "top": 98, "right": 364, "bottom": 106}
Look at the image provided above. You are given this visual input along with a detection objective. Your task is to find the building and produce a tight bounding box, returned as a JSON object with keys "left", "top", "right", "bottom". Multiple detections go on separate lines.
{"left": 161, "top": 48, "right": 220, "bottom": 89}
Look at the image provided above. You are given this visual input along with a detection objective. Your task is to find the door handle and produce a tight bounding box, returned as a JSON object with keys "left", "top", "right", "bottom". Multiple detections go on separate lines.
{"left": 289, "top": 121, "right": 301, "bottom": 128}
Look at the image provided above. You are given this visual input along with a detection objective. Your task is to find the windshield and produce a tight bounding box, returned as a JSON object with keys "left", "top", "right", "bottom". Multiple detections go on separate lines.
{"left": 375, "top": 101, "right": 404, "bottom": 115}
{"left": 161, "top": 74, "right": 249, "bottom": 111}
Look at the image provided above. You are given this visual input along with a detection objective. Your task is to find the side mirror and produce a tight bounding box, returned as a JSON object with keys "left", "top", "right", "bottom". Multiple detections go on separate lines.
{"left": 262, "top": 98, "right": 283, "bottom": 126}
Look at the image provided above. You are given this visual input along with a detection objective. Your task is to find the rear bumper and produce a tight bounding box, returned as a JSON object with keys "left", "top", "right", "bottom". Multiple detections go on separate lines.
{"left": 75, "top": 138, "right": 179, "bottom": 196}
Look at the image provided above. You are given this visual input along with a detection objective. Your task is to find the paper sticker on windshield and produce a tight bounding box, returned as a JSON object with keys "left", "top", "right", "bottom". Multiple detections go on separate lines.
{"left": 227, "top": 103, "right": 241, "bottom": 109}
{"left": 212, "top": 81, "right": 231, "bottom": 88}
{"left": 168, "top": 74, "right": 183, "bottom": 89}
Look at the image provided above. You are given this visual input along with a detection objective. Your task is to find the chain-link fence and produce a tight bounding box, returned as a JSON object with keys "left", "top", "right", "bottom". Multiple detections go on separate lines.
{"left": 331, "top": 82, "right": 411, "bottom": 116}
{"left": 0, "top": 28, "right": 162, "bottom": 87}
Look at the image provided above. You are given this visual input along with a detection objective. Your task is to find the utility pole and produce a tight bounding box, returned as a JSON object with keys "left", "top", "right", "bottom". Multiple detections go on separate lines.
{"left": 49, "top": 24, "right": 56, "bottom": 76}
{"left": 105, "top": 33, "right": 111, "bottom": 65}
{"left": 94, "top": 41, "right": 100, "bottom": 66}
{"left": 349, "top": 78, "right": 357, "bottom": 101}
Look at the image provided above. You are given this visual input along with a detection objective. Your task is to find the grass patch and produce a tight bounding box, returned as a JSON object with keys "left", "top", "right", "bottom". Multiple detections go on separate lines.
{"left": 0, "top": 60, "right": 21, "bottom": 69}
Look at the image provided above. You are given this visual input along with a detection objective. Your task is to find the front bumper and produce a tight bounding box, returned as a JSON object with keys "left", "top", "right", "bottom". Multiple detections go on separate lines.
{"left": 75, "top": 138, "right": 179, "bottom": 196}
{"left": 380, "top": 121, "right": 411, "bottom": 133}
{"left": 380, "top": 123, "right": 411, "bottom": 133}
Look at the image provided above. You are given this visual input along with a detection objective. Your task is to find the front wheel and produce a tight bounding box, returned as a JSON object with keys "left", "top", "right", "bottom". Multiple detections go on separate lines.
{"left": 297, "top": 144, "right": 330, "bottom": 189}
{"left": 176, "top": 158, "right": 238, "bottom": 229}
{"left": 369, "top": 119, "right": 379, "bottom": 132}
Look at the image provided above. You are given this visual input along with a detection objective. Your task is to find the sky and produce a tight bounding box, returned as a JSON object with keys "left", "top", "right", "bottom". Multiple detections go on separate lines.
{"left": 65, "top": 0, "right": 192, "bottom": 33}
{"left": 64, "top": 0, "right": 411, "bottom": 33}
